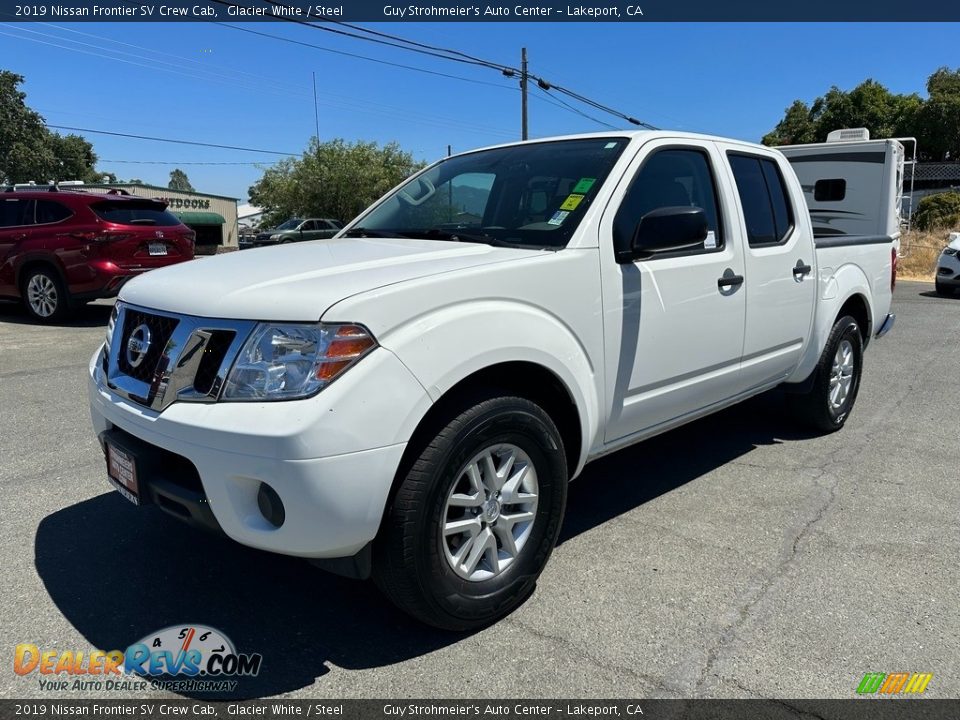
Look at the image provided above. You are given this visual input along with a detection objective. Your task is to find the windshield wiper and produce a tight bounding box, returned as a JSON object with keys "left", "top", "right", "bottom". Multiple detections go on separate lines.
{"left": 405, "top": 228, "right": 519, "bottom": 248}
{"left": 343, "top": 227, "right": 404, "bottom": 238}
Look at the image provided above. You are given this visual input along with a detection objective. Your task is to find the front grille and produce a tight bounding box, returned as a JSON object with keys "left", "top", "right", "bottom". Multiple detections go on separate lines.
{"left": 193, "top": 330, "right": 236, "bottom": 395}
{"left": 117, "top": 309, "right": 179, "bottom": 382}
{"left": 107, "top": 305, "right": 253, "bottom": 412}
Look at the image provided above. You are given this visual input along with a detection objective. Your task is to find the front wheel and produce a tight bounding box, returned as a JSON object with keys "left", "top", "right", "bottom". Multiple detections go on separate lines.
{"left": 373, "top": 395, "right": 568, "bottom": 630}
{"left": 792, "top": 315, "right": 863, "bottom": 432}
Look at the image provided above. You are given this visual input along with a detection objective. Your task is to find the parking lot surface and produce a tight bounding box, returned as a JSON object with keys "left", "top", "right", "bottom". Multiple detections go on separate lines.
{"left": 1, "top": 281, "right": 957, "bottom": 700}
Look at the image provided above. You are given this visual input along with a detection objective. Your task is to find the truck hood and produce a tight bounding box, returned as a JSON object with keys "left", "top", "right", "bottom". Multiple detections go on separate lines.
{"left": 119, "top": 237, "right": 544, "bottom": 321}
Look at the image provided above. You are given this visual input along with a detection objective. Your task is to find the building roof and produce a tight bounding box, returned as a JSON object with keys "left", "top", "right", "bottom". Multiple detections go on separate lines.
{"left": 79, "top": 183, "right": 240, "bottom": 202}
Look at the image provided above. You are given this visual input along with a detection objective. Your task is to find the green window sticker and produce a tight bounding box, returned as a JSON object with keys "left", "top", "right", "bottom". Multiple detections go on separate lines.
{"left": 572, "top": 178, "right": 596, "bottom": 194}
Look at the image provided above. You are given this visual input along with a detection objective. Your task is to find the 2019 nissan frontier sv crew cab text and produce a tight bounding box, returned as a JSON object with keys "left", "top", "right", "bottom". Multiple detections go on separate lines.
{"left": 89, "top": 131, "right": 898, "bottom": 630}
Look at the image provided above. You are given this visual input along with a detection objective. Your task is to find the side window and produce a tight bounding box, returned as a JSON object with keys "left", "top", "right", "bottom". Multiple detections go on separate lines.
{"left": 0, "top": 199, "right": 30, "bottom": 227}
{"left": 613, "top": 148, "right": 723, "bottom": 260}
{"left": 814, "top": 178, "right": 846, "bottom": 202}
{"left": 728, "top": 154, "right": 794, "bottom": 247}
{"left": 301, "top": 221, "right": 316, "bottom": 231}
{"left": 35, "top": 200, "right": 72, "bottom": 224}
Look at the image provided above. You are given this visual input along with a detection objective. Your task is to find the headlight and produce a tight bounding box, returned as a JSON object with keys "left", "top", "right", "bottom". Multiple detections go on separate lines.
{"left": 222, "top": 323, "right": 376, "bottom": 401}
{"left": 943, "top": 247, "right": 958, "bottom": 257}
{"left": 269, "top": 234, "right": 282, "bottom": 241}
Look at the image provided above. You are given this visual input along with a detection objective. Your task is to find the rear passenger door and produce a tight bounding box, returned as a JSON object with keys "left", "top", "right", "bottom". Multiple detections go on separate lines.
{"left": 601, "top": 140, "right": 747, "bottom": 442}
{"left": 724, "top": 150, "right": 816, "bottom": 390}
{"left": 0, "top": 199, "right": 33, "bottom": 295}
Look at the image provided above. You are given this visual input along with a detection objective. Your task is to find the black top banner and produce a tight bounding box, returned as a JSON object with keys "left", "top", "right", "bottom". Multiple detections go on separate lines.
{"left": 3, "top": 0, "right": 959, "bottom": 21}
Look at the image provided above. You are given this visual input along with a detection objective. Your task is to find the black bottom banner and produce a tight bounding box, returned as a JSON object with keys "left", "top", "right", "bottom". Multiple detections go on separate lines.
{"left": 1, "top": 700, "right": 957, "bottom": 720}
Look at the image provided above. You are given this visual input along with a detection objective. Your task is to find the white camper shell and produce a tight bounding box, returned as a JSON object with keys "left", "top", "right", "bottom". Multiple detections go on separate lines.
{"left": 780, "top": 131, "right": 913, "bottom": 240}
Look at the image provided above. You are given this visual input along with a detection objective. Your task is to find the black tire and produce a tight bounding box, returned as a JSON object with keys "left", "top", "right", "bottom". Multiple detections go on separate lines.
{"left": 20, "top": 265, "right": 72, "bottom": 323}
{"left": 935, "top": 279, "right": 952, "bottom": 296}
{"left": 793, "top": 315, "right": 863, "bottom": 433}
{"left": 373, "top": 395, "right": 568, "bottom": 631}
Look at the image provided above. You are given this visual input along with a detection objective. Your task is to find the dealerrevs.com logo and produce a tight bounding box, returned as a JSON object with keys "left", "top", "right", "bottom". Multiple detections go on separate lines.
{"left": 15, "top": 624, "right": 262, "bottom": 694}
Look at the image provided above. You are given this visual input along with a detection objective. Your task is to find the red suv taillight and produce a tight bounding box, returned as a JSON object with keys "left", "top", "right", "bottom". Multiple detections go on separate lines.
{"left": 70, "top": 231, "right": 132, "bottom": 243}
{"left": 891, "top": 247, "right": 898, "bottom": 292}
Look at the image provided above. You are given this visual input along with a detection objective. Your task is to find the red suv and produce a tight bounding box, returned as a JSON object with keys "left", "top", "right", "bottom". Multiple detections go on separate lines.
{"left": 0, "top": 188, "right": 195, "bottom": 321}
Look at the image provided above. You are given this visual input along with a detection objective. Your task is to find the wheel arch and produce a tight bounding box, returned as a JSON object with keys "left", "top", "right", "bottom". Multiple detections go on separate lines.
{"left": 16, "top": 254, "right": 69, "bottom": 294}
{"left": 393, "top": 360, "right": 585, "bottom": 494}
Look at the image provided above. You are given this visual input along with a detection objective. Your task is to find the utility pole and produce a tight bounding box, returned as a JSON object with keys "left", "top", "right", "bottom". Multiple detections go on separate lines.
{"left": 520, "top": 47, "right": 529, "bottom": 140}
{"left": 312, "top": 71, "right": 320, "bottom": 141}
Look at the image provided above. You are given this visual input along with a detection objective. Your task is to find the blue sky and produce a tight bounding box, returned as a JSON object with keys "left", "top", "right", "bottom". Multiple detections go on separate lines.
{"left": 2, "top": 21, "right": 956, "bottom": 201}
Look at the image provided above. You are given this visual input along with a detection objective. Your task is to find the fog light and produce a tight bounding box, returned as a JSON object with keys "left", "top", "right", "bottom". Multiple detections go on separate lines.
{"left": 257, "top": 482, "right": 285, "bottom": 528}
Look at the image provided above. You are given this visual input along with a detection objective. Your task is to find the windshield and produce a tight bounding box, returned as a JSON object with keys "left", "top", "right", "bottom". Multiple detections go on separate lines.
{"left": 348, "top": 137, "right": 629, "bottom": 249}
{"left": 275, "top": 217, "right": 302, "bottom": 230}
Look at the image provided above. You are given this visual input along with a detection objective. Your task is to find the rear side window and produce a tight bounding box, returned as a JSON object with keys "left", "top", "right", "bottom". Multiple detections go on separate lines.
{"left": 35, "top": 200, "right": 72, "bottom": 224}
{"left": 814, "top": 178, "right": 846, "bottom": 202}
{"left": 0, "top": 199, "right": 30, "bottom": 227}
{"left": 728, "top": 154, "right": 794, "bottom": 246}
{"left": 91, "top": 200, "right": 181, "bottom": 227}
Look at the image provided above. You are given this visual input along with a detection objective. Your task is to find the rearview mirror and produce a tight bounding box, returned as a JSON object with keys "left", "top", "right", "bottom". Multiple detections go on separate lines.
{"left": 628, "top": 206, "right": 708, "bottom": 261}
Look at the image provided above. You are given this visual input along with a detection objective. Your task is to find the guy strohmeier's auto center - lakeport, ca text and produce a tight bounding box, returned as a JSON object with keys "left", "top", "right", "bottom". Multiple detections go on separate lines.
{"left": 13, "top": 2, "right": 638, "bottom": 18}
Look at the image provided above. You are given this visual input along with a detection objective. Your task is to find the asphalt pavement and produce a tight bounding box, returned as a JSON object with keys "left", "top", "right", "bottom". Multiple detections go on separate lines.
{"left": 1, "top": 281, "right": 958, "bottom": 700}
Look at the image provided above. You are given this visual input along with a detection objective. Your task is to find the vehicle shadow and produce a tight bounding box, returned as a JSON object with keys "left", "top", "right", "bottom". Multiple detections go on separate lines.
{"left": 0, "top": 299, "right": 113, "bottom": 327}
{"left": 918, "top": 290, "right": 957, "bottom": 299}
{"left": 559, "top": 391, "right": 813, "bottom": 543}
{"left": 34, "top": 391, "right": 811, "bottom": 699}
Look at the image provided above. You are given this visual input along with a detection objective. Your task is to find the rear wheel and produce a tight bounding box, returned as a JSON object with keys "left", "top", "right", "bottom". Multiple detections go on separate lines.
{"left": 792, "top": 315, "right": 863, "bottom": 432}
{"left": 21, "top": 266, "right": 72, "bottom": 322}
{"left": 373, "top": 395, "right": 567, "bottom": 630}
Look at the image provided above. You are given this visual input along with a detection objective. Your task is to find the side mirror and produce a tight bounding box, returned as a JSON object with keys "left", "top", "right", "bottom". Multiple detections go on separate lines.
{"left": 629, "top": 206, "right": 708, "bottom": 261}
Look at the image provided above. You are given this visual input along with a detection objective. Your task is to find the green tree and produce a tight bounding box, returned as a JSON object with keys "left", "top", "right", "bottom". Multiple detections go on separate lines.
{"left": 762, "top": 100, "right": 817, "bottom": 146}
{"left": 249, "top": 138, "right": 425, "bottom": 227}
{"left": 0, "top": 70, "right": 101, "bottom": 183}
{"left": 761, "top": 70, "right": 953, "bottom": 157}
{"left": 912, "top": 192, "right": 960, "bottom": 230}
{"left": 168, "top": 168, "right": 195, "bottom": 192}
{"left": 0, "top": 70, "right": 55, "bottom": 183}
{"left": 915, "top": 67, "right": 960, "bottom": 160}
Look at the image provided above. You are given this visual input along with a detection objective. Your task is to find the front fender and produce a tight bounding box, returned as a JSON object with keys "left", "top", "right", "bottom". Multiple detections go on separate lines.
{"left": 379, "top": 300, "right": 600, "bottom": 477}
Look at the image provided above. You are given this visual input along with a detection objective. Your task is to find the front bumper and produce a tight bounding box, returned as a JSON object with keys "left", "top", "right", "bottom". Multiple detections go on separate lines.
{"left": 88, "top": 345, "right": 430, "bottom": 559}
{"left": 937, "top": 252, "right": 960, "bottom": 288}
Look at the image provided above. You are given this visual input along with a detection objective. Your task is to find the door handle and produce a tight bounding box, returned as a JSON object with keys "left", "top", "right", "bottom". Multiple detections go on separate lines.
{"left": 793, "top": 260, "right": 812, "bottom": 277}
{"left": 717, "top": 272, "right": 744, "bottom": 289}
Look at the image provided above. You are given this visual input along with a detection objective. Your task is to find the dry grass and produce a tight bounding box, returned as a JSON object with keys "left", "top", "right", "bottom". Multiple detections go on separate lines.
{"left": 898, "top": 229, "right": 954, "bottom": 281}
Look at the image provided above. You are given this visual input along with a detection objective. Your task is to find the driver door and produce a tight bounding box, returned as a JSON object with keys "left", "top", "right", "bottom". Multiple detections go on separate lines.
{"left": 600, "top": 140, "right": 747, "bottom": 443}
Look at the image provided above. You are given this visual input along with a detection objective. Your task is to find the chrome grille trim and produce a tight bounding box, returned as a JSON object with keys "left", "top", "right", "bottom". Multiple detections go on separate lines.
{"left": 105, "top": 302, "right": 256, "bottom": 412}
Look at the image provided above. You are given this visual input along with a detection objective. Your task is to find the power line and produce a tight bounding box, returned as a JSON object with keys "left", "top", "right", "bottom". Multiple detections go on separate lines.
{"left": 534, "top": 85, "right": 618, "bottom": 130}
{"left": 101, "top": 159, "right": 275, "bottom": 165}
{"left": 3, "top": 25, "right": 517, "bottom": 141}
{"left": 47, "top": 126, "right": 300, "bottom": 156}
{"left": 214, "top": 22, "right": 517, "bottom": 90}
{"left": 208, "top": 0, "right": 652, "bottom": 128}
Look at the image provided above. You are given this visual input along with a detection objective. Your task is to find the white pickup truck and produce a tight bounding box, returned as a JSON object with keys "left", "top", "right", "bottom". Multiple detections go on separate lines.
{"left": 89, "top": 131, "right": 898, "bottom": 629}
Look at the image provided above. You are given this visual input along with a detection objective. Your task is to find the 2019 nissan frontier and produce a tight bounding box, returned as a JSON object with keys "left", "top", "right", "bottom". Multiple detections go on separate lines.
{"left": 89, "top": 131, "right": 898, "bottom": 629}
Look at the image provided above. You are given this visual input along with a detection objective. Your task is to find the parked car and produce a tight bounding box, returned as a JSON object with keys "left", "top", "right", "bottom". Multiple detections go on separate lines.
{"left": 90, "top": 131, "right": 898, "bottom": 630}
{"left": 247, "top": 217, "right": 343, "bottom": 247}
{"left": 0, "top": 188, "right": 195, "bottom": 321}
{"left": 935, "top": 232, "right": 960, "bottom": 296}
